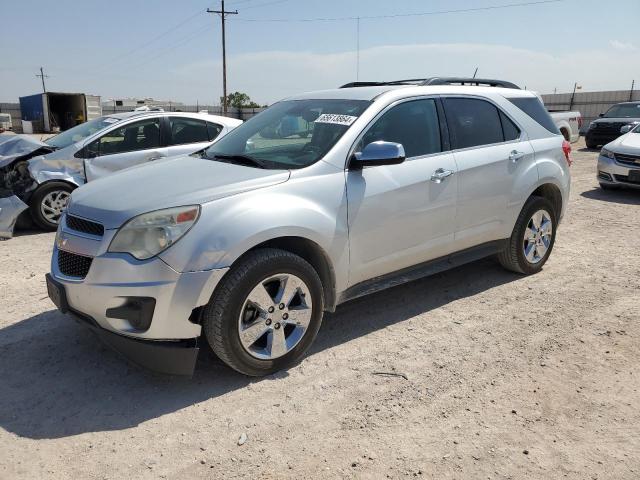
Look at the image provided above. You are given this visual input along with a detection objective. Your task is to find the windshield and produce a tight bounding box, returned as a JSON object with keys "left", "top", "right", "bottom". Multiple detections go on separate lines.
{"left": 45, "top": 116, "right": 122, "bottom": 149}
{"left": 603, "top": 103, "right": 640, "bottom": 118}
{"left": 201, "top": 99, "right": 371, "bottom": 169}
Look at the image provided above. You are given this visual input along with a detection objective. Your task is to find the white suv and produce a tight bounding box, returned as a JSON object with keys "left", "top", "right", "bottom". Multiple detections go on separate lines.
{"left": 46, "top": 78, "right": 571, "bottom": 376}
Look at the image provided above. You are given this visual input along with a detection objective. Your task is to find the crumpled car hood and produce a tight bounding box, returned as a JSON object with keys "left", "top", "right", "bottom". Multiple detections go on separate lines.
{"left": 0, "top": 135, "right": 54, "bottom": 168}
{"left": 68, "top": 154, "right": 290, "bottom": 229}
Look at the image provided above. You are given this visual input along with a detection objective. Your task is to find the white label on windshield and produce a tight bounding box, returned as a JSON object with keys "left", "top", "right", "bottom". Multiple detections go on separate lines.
{"left": 104, "top": 118, "right": 119, "bottom": 123}
{"left": 314, "top": 114, "right": 357, "bottom": 126}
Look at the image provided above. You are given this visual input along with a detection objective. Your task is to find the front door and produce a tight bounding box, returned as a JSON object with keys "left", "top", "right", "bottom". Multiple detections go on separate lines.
{"left": 346, "top": 98, "right": 458, "bottom": 286}
{"left": 84, "top": 117, "right": 168, "bottom": 181}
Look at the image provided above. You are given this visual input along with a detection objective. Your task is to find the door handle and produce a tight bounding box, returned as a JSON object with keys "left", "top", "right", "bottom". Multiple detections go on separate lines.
{"left": 148, "top": 155, "right": 163, "bottom": 161}
{"left": 509, "top": 150, "right": 526, "bottom": 163}
{"left": 431, "top": 168, "right": 454, "bottom": 183}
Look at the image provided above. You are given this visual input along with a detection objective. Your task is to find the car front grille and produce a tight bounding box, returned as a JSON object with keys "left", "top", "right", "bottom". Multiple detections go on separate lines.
{"left": 615, "top": 153, "right": 640, "bottom": 167}
{"left": 66, "top": 215, "right": 104, "bottom": 237}
{"left": 58, "top": 250, "right": 93, "bottom": 278}
{"left": 594, "top": 122, "right": 627, "bottom": 133}
{"left": 614, "top": 174, "right": 640, "bottom": 185}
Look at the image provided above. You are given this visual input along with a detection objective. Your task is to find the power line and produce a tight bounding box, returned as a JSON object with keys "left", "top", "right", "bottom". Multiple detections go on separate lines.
{"left": 94, "top": 8, "right": 206, "bottom": 73}
{"left": 240, "top": 0, "right": 290, "bottom": 10}
{"left": 232, "top": 0, "right": 565, "bottom": 22}
{"left": 208, "top": 1, "right": 238, "bottom": 115}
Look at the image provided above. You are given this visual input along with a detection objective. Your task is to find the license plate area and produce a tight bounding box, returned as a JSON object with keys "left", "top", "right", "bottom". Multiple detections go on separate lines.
{"left": 46, "top": 274, "right": 68, "bottom": 313}
{"left": 628, "top": 169, "right": 640, "bottom": 183}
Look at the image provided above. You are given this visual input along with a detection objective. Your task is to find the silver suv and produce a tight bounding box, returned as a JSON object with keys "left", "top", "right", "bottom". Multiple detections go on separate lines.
{"left": 46, "top": 78, "right": 571, "bottom": 376}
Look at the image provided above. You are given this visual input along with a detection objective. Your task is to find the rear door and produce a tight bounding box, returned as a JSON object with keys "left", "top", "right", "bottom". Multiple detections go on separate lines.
{"left": 443, "top": 96, "right": 535, "bottom": 250}
{"left": 164, "top": 116, "right": 216, "bottom": 157}
{"left": 84, "top": 117, "right": 168, "bottom": 181}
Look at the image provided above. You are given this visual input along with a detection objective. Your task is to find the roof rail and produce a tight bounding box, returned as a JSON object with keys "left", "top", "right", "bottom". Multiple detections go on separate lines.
{"left": 340, "top": 77, "right": 520, "bottom": 90}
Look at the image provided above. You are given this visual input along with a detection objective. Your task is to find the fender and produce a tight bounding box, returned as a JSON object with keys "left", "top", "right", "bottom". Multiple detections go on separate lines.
{"left": 159, "top": 169, "right": 350, "bottom": 293}
{"left": 27, "top": 154, "right": 85, "bottom": 188}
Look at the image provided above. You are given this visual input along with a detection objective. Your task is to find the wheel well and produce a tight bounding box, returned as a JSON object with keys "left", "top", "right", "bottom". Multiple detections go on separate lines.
{"left": 531, "top": 183, "right": 562, "bottom": 220}
{"left": 244, "top": 236, "right": 337, "bottom": 312}
{"left": 559, "top": 127, "right": 570, "bottom": 141}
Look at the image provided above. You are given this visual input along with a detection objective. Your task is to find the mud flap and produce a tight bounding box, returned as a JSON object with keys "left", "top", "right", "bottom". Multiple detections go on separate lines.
{"left": 0, "top": 195, "right": 28, "bottom": 239}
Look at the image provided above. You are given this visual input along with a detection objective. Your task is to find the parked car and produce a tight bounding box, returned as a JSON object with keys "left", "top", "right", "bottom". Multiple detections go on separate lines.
{"left": 0, "top": 111, "right": 241, "bottom": 232}
{"left": 597, "top": 122, "right": 640, "bottom": 190}
{"left": 548, "top": 111, "right": 581, "bottom": 143}
{"left": 585, "top": 101, "right": 640, "bottom": 149}
{"left": 46, "top": 78, "right": 571, "bottom": 376}
{"left": 0, "top": 113, "right": 12, "bottom": 133}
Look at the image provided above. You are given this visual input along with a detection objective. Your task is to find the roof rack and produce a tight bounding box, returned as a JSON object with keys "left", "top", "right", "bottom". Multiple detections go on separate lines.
{"left": 339, "top": 77, "right": 520, "bottom": 90}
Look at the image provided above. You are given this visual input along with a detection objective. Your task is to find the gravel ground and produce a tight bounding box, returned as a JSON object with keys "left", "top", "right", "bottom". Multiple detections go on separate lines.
{"left": 1, "top": 139, "right": 638, "bottom": 479}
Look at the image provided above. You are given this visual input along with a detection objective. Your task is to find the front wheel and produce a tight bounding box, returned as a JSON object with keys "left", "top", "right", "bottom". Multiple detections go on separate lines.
{"left": 202, "top": 248, "right": 324, "bottom": 376}
{"left": 29, "top": 182, "right": 74, "bottom": 231}
{"left": 497, "top": 196, "right": 557, "bottom": 275}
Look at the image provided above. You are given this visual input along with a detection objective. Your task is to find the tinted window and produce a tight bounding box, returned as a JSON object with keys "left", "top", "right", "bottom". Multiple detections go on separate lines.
{"left": 89, "top": 118, "right": 160, "bottom": 156}
{"left": 507, "top": 97, "right": 560, "bottom": 134}
{"left": 445, "top": 98, "right": 504, "bottom": 149}
{"left": 207, "top": 122, "right": 223, "bottom": 141}
{"left": 360, "top": 99, "right": 442, "bottom": 157}
{"left": 169, "top": 117, "right": 209, "bottom": 145}
{"left": 500, "top": 111, "right": 520, "bottom": 141}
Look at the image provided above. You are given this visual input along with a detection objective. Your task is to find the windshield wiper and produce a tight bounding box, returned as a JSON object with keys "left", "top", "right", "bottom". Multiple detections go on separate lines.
{"left": 211, "top": 153, "right": 267, "bottom": 169}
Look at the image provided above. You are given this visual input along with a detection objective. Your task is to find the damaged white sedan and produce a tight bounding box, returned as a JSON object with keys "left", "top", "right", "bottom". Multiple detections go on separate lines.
{"left": 0, "top": 111, "right": 241, "bottom": 236}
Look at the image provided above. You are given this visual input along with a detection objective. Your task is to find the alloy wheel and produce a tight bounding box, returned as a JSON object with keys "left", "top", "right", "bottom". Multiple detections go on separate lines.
{"left": 523, "top": 209, "right": 553, "bottom": 264}
{"left": 40, "top": 190, "right": 70, "bottom": 224}
{"left": 238, "top": 273, "right": 313, "bottom": 360}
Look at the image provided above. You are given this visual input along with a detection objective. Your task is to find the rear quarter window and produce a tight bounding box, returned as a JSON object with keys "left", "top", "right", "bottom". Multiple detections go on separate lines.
{"left": 507, "top": 97, "right": 560, "bottom": 134}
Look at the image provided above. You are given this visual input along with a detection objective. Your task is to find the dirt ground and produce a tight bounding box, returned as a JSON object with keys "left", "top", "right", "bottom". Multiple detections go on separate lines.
{"left": 1, "top": 139, "right": 638, "bottom": 479}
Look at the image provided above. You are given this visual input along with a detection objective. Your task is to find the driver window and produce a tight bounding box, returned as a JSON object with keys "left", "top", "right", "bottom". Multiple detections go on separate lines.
{"left": 92, "top": 118, "right": 161, "bottom": 156}
{"left": 360, "top": 99, "right": 442, "bottom": 158}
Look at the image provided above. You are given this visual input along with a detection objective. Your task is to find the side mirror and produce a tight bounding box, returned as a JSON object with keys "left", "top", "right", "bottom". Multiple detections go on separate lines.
{"left": 351, "top": 141, "right": 406, "bottom": 169}
{"left": 599, "top": 113, "right": 605, "bottom": 118}
{"left": 620, "top": 124, "right": 633, "bottom": 134}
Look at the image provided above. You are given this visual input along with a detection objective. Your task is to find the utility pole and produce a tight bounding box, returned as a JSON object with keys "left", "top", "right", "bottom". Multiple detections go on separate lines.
{"left": 472, "top": 67, "right": 478, "bottom": 79}
{"left": 207, "top": 1, "right": 238, "bottom": 116}
{"left": 630, "top": 80, "right": 635, "bottom": 102}
{"left": 36, "top": 67, "right": 49, "bottom": 93}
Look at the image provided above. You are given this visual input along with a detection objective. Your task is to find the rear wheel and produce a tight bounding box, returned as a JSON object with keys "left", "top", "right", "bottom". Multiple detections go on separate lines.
{"left": 202, "top": 248, "right": 324, "bottom": 376}
{"left": 497, "top": 196, "right": 557, "bottom": 275}
{"left": 29, "top": 182, "right": 74, "bottom": 231}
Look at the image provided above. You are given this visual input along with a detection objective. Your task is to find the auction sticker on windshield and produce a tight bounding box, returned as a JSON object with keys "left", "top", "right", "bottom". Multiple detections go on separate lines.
{"left": 314, "top": 114, "right": 357, "bottom": 126}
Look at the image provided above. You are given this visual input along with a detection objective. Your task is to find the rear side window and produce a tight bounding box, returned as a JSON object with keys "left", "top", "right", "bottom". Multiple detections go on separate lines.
{"left": 500, "top": 111, "right": 521, "bottom": 141}
{"left": 360, "top": 98, "right": 442, "bottom": 158}
{"left": 507, "top": 97, "right": 560, "bottom": 134}
{"left": 207, "top": 122, "right": 223, "bottom": 141}
{"left": 168, "top": 117, "right": 209, "bottom": 145}
{"left": 444, "top": 98, "right": 504, "bottom": 149}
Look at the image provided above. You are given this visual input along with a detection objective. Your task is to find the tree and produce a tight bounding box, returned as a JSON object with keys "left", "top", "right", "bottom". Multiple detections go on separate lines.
{"left": 220, "top": 91, "right": 261, "bottom": 109}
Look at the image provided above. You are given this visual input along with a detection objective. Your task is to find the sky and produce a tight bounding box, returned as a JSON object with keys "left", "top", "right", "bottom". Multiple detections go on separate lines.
{"left": 1, "top": 0, "right": 639, "bottom": 105}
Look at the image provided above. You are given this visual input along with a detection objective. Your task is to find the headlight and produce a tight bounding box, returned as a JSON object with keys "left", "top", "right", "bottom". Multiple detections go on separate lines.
{"left": 588, "top": 121, "right": 597, "bottom": 130}
{"left": 600, "top": 148, "right": 615, "bottom": 160}
{"left": 109, "top": 205, "right": 200, "bottom": 260}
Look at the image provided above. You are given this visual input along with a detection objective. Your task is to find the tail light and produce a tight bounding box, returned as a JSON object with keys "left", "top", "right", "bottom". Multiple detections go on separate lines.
{"left": 562, "top": 140, "right": 572, "bottom": 166}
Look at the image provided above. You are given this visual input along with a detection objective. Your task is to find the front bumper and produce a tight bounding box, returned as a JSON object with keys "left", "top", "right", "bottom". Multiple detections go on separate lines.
{"left": 0, "top": 195, "right": 28, "bottom": 239}
{"left": 49, "top": 216, "right": 229, "bottom": 375}
{"left": 597, "top": 154, "right": 640, "bottom": 189}
{"left": 586, "top": 130, "right": 621, "bottom": 147}
{"left": 47, "top": 274, "right": 200, "bottom": 375}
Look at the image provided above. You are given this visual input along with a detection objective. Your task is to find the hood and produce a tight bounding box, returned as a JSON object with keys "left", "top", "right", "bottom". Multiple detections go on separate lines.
{"left": 0, "top": 135, "right": 55, "bottom": 168}
{"left": 606, "top": 131, "right": 640, "bottom": 154}
{"left": 68, "top": 155, "right": 290, "bottom": 229}
{"left": 592, "top": 117, "right": 640, "bottom": 125}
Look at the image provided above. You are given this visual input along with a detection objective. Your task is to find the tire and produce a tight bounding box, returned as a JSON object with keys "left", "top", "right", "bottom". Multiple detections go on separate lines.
{"left": 497, "top": 196, "right": 557, "bottom": 275}
{"left": 29, "top": 182, "right": 74, "bottom": 231}
{"left": 585, "top": 139, "right": 598, "bottom": 149}
{"left": 202, "top": 248, "right": 324, "bottom": 376}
